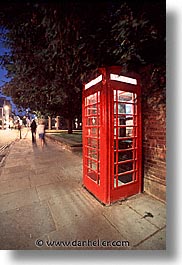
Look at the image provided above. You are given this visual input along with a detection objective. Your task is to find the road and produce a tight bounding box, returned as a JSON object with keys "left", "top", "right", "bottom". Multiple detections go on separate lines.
{"left": 0, "top": 129, "right": 20, "bottom": 148}
{"left": 0, "top": 128, "right": 30, "bottom": 166}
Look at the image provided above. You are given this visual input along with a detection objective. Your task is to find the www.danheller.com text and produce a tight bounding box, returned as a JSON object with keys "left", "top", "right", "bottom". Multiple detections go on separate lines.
{"left": 35, "top": 239, "right": 130, "bottom": 248}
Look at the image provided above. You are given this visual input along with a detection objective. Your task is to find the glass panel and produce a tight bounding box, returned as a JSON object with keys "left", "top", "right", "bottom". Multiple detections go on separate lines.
{"left": 118, "top": 173, "right": 133, "bottom": 185}
{"left": 118, "top": 150, "right": 133, "bottom": 161}
{"left": 87, "top": 148, "right": 97, "bottom": 160}
{"left": 115, "top": 123, "right": 136, "bottom": 137}
{"left": 87, "top": 104, "right": 97, "bottom": 115}
{"left": 118, "top": 91, "right": 133, "bottom": 102}
{"left": 85, "top": 91, "right": 100, "bottom": 185}
{"left": 125, "top": 116, "right": 134, "bottom": 126}
{"left": 118, "top": 162, "right": 133, "bottom": 174}
{"left": 118, "top": 103, "right": 126, "bottom": 114}
{"left": 86, "top": 117, "right": 98, "bottom": 125}
{"left": 114, "top": 138, "right": 133, "bottom": 149}
{"left": 118, "top": 139, "right": 133, "bottom": 149}
{"left": 126, "top": 126, "right": 134, "bottom": 137}
{"left": 90, "top": 127, "right": 97, "bottom": 136}
{"left": 87, "top": 159, "right": 97, "bottom": 171}
{"left": 86, "top": 93, "right": 97, "bottom": 105}
{"left": 87, "top": 137, "right": 98, "bottom": 148}
{"left": 113, "top": 89, "right": 138, "bottom": 188}
{"left": 114, "top": 102, "right": 126, "bottom": 114}
{"left": 118, "top": 117, "right": 126, "bottom": 137}
{"left": 87, "top": 168, "right": 97, "bottom": 182}
{"left": 125, "top": 104, "right": 133, "bottom": 114}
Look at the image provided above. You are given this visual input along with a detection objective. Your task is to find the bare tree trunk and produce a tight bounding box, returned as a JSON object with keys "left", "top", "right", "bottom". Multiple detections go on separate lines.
{"left": 67, "top": 117, "right": 73, "bottom": 134}
{"left": 48, "top": 116, "right": 52, "bottom": 130}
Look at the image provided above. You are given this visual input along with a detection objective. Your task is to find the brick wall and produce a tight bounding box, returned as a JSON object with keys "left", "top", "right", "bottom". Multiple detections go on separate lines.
{"left": 142, "top": 90, "right": 166, "bottom": 202}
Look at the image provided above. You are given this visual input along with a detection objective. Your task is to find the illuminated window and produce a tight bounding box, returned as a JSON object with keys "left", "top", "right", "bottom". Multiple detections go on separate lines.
{"left": 85, "top": 75, "right": 102, "bottom": 89}
{"left": 110, "top": 74, "right": 137, "bottom": 85}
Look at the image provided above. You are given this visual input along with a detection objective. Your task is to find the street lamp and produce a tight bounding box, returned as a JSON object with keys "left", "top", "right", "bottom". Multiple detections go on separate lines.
{"left": 3, "top": 104, "right": 10, "bottom": 129}
{"left": 4, "top": 105, "right": 9, "bottom": 111}
{"left": 1, "top": 107, "right": 4, "bottom": 129}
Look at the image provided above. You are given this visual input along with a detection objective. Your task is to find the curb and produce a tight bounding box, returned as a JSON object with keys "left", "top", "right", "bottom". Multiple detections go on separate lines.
{"left": 45, "top": 134, "right": 83, "bottom": 157}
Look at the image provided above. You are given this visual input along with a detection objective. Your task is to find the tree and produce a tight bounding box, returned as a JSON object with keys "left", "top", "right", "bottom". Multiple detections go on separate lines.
{"left": 0, "top": 0, "right": 166, "bottom": 133}
{"left": 108, "top": 1, "right": 166, "bottom": 99}
{"left": 0, "top": 1, "right": 85, "bottom": 132}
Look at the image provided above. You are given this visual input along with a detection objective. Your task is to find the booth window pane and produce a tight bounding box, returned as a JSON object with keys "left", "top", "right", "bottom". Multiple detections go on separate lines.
{"left": 85, "top": 91, "right": 100, "bottom": 185}
{"left": 113, "top": 89, "right": 138, "bottom": 188}
{"left": 87, "top": 148, "right": 98, "bottom": 160}
{"left": 118, "top": 150, "right": 133, "bottom": 161}
{"left": 118, "top": 173, "right": 133, "bottom": 185}
{"left": 87, "top": 169, "right": 98, "bottom": 182}
{"left": 87, "top": 159, "right": 97, "bottom": 171}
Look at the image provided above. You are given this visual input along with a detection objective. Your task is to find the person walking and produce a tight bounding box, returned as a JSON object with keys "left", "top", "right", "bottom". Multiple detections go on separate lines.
{"left": 17, "top": 120, "right": 22, "bottom": 139}
{"left": 30, "top": 119, "right": 37, "bottom": 144}
{"left": 37, "top": 119, "right": 46, "bottom": 148}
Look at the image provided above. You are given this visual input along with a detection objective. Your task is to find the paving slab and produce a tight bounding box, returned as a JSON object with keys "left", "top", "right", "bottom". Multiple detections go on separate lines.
{"left": 133, "top": 227, "right": 166, "bottom": 250}
{"left": 0, "top": 188, "right": 39, "bottom": 213}
{"left": 125, "top": 193, "right": 166, "bottom": 229}
{"left": 45, "top": 189, "right": 129, "bottom": 250}
{"left": 0, "top": 201, "right": 55, "bottom": 250}
{"left": 102, "top": 203, "right": 158, "bottom": 247}
{"left": 46, "top": 219, "right": 128, "bottom": 250}
{"left": 34, "top": 166, "right": 61, "bottom": 175}
{"left": 0, "top": 169, "right": 34, "bottom": 182}
{"left": 2, "top": 157, "right": 32, "bottom": 167}
{"left": 29, "top": 172, "right": 60, "bottom": 187}
{"left": 36, "top": 181, "right": 81, "bottom": 202}
{"left": 0, "top": 176, "right": 31, "bottom": 196}
{"left": 2, "top": 165, "right": 31, "bottom": 175}
{"left": 47, "top": 188, "right": 104, "bottom": 230}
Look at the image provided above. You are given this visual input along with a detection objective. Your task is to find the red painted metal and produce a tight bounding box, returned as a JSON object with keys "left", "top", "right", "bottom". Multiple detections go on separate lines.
{"left": 82, "top": 66, "right": 142, "bottom": 205}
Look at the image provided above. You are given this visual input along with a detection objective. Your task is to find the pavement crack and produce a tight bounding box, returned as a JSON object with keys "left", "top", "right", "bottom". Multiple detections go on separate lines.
{"left": 127, "top": 204, "right": 160, "bottom": 228}
{"left": 132, "top": 225, "right": 166, "bottom": 249}
{"left": 102, "top": 213, "right": 126, "bottom": 239}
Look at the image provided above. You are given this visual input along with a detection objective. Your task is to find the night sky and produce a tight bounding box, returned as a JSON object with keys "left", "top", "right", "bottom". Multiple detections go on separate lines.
{"left": 0, "top": 38, "right": 13, "bottom": 110}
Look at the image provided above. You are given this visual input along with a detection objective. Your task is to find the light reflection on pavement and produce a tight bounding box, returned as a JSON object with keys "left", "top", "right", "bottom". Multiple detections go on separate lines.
{"left": 0, "top": 128, "right": 25, "bottom": 148}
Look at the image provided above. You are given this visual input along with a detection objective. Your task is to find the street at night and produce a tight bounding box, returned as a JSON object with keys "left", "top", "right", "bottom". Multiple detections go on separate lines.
{"left": 0, "top": 0, "right": 173, "bottom": 261}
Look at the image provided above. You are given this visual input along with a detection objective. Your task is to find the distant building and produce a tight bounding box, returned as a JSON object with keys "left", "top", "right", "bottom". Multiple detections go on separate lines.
{"left": 0, "top": 96, "right": 12, "bottom": 129}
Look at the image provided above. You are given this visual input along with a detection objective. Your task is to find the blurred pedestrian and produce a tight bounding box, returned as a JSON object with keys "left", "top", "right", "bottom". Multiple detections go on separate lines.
{"left": 17, "top": 120, "right": 22, "bottom": 139}
{"left": 37, "top": 119, "right": 46, "bottom": 148}
{"left": 30, "top": 119, "right": 37, "bottom": 144}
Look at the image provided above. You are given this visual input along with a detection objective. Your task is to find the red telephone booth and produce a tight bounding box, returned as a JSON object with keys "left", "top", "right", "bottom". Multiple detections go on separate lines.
{"left": 82, "top": 66, "right": 142, "bottom": 205}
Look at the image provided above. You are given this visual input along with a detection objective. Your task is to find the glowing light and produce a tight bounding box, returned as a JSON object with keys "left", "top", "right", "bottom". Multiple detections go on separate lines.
{"left": 85, "top": 75, "right": 102, "bottom": 89}
{"left": 4, "top": 105, "right": 9, "bottom": 111}
{"left": 110, "top": 74, "right": 137, "bottom": 85}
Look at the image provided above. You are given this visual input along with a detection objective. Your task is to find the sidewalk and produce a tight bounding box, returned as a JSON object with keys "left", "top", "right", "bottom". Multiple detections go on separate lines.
{"left": 0, "top": 130, "right": 166, "bottom": 250}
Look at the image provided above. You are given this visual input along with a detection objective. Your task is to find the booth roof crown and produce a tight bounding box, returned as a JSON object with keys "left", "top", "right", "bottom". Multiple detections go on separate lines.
{"left": 85, "top": 73, "right": 137, "bottom": 90}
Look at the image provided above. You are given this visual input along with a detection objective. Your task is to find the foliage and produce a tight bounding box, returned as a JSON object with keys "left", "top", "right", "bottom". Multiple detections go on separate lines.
{"left": 108, "top": 1, "right": 166, "bottom": 97}
{"left": 0, "top": 0, "right": 166, "bottom": 121}
{"left": 0, "top": 1, "right": 84, "bottom": 118}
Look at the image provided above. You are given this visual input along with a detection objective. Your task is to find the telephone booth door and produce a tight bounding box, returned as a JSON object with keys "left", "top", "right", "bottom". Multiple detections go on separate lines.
{"left": 82, "top": 66, "right": 142, "bottom": 205}
{"left": 82, "top": 79, "right": 104, "bottom": 202}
